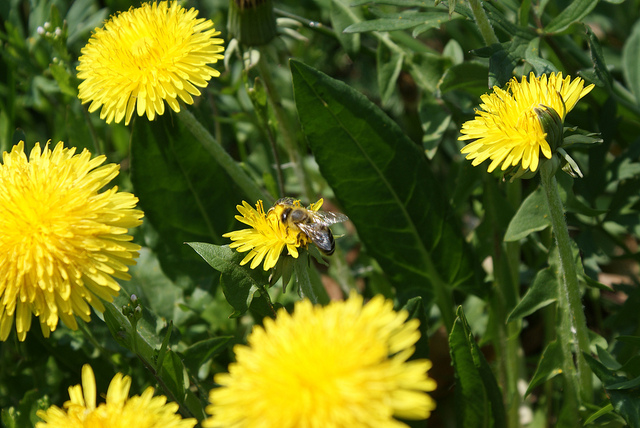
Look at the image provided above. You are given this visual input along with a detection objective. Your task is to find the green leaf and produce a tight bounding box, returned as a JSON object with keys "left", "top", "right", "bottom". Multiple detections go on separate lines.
{"left": 330, "top": 0, "right": 362, "bottom": 54}
{"left": 586, "top": 25, "right": 613, "bottom": 89}
{"left": 49, "top": 63, "right": 77, "bottom": 97}
{"left": 160, "top": 350, "right": 187, "bottom": 403}
{"left": 402, "top": 296, "right": 430, "bottom": 359}
{"left": 437, "top": 61, "right": 490, "bottom": 97}
{"left": 622, "top": 21, "right": 640, "bottom": 106}
{"left": 377, "top": 41, "right": 404, "bottom": 106}
{"left": 508, "top": 268, "right": 557, "bottom": 321}
{"left": 291, "top": 60, "right": 482, "bottom": 309}
{"left": 585, "top": 354, "right": 640, "bottom": 427}
{"left": 449, "top": 306, "right": 506, "bottom": 428}
{"left": 293, "top": 250, "right": 330, "bottom": 304}
{"left": 584, "top": 404, "right": 615, "bottom": 425}
{"left": 408, "top": 52, "right": 447, "bottom": 92}
{"left": 543, "top": 0, "right": 599, "bottom": 34}
{"left": 419, "top": 94, "right": 451, "bottom": 157}
{"left": 344, "top": 11, "right": 449, "bottom": 33}
{"left": 186, "top": 243, "right": 268, "bottom": 317}
{"left": 526, "top": 340, "right": 564, "bottom": 396}
{"left": 504, "top": 185, "right": 551, "bottom": 241}
{"left": 130, "top": 115, "right": 244, "bottom": 280}
{"left": 351, "top": 0, "right": 430, "bottom": 5}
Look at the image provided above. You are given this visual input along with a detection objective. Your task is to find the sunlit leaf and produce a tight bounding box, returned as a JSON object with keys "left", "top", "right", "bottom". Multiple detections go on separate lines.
{"left": 291, "top": 60, "right": 483, "bottom": 311}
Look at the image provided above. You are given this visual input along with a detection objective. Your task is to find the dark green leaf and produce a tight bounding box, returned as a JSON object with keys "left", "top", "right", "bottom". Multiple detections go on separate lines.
{"left": 585, "top": 354, "right": 640, "bottom": 427}
{"left": 508, "top": 268, "right": 557, "bottom": 321}
{"left": 504, "top": 185, "right": 551, "bottom": 241}
{"left": 526, "top": 340, "right": 564, "bottom": 395}
{"left": 622, "top": 21, "right": 640, "bottom": 105}
{"left": 586, "top": 25, "right": 613, "bottom": 89}
{"left": 160, "top": 350, "right": 187, "bottom": 403}
{"left": 291, "top": 60, "right": 482, "bottom": 310}
{"left": 419, "top": 94, "right": 451, "bottom": 156}
{"left": 103, "top": 291, "right": 166, "bottom": 365}
{"left": 543, "top": 0, "right": 599, "bottom": 34}
{"left": 186, "top": 243, "right": 268, "bottom": 317}
{"left": 131, "top": 115, "right": 244, "bottom": 280}
{"left": 437, "top": 61, "right": 489, "bottom": 97}
{"left": 377, "top": 41, "right": 404, "bottom": 106}
{"left": 408, "top": 52, "right": 447, "bottom": 92}
{"left": 449, "top": 306, "right": 506, "bottom": 428}
{"left": 402, "top": 296, "right": 430, "bottom": 359}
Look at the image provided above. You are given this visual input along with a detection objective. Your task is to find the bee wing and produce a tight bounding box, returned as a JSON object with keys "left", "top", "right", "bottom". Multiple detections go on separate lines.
{"left": 297, "top": 222, "right": 333, "bottom": 253}
{"left": 308, "top": 210, "right": 349, "bottom": 226}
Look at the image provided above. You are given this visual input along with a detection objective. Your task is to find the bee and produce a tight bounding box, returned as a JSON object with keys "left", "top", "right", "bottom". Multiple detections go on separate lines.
{"left": 269, "top": 197, "right": 349, "bottom": 255}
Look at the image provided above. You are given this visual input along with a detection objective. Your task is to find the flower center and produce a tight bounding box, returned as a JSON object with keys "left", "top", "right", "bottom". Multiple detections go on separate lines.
{"left": 131, "top": 36, "right": 158, "bottom": 60}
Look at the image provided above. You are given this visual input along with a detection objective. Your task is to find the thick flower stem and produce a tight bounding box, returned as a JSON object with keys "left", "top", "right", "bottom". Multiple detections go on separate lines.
{"left": 177, "top": 109, "right": 271, "bottom": 203}
{"left": 539, "top": 161, "right": 592, "bottom": 403}
{"left": 466, "top": 0, "right": 499, "bottom": 46}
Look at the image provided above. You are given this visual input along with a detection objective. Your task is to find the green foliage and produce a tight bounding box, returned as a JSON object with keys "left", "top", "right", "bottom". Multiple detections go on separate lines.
{"left": 1, "top": 0, "right": 640, "bottom": 426}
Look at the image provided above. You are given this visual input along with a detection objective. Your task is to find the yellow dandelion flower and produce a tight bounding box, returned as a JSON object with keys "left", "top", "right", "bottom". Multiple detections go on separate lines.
{"left": 459, "top": 72, "right": 594, "bottom": 173}
{"left": 77, "top": 1, "right": 225, "bottom": 126}
{"left": 223, "top": 199, "right": 312, "bottom": 271}
{"left": 36, "top": 364, "right": 196, "bottom": 428}
{"left": 0, "top": 141, "right": 143, "bottom": 341}
{"left": 203, "top": 294, "right": 437, "bottom": 428}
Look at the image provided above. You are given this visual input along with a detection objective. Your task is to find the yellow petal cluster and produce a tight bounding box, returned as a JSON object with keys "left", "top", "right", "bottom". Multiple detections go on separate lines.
{"left": 459, "top": 72, "right": 593, "bottom": 172}
{"left": 36, "top": 365, "right": 196, "bottom": 428}
{"left": 0, "top": 141, "right": 143, "bottom": 341}
{"left": 203, "top": 294, "right": 437, "bottom": 427}
{"left": 77, "top": 1, "right": 225, "bottom": 125}
{"left": 223, "top": 199, "right": 311, "bottom": 270}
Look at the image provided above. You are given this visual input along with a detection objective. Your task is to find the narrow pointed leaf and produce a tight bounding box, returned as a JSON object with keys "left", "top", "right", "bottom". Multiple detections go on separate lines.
{"left": 449, "top": 307, "right": 506, "bottom": 428}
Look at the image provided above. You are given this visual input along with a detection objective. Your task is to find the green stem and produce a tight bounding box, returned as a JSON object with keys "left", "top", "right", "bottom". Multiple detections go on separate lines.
{"left": 466, "top": 0, "right": 500, "bottom": 46}
{"left": 177, "top": 109, "right": 271, "bottom": 203}
{"left": 255, "top": 47, "right": 314, "bottom": 201}
{"left": 539, "top": 160, "right": 592, "bottom": 403}
{"left": 432, "top": 274, "right": 455, "bottom": 334}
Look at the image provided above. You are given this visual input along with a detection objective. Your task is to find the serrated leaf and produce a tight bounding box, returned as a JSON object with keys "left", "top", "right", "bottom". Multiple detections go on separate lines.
{"left": 504, "top": 185, "right": 551, "bottom": 241}
{"left": 186, "top": 243, "right": 268, "bottom": 317}
{"left": 449, "top": 306, "right": 506, "bottom": 428}
{"left": 543, "top": 0, "right": 599, "bottom": 34}
{"left": 622, "top": 21, "right": 640, "bottom": 106}
{"left": 131, "top": 115, "right": 244, "bottom": 280}
{"left": 291, "top": 60, "right": 482, "bottom": 312}
{"left": 526, "top": 340, "right": 564, "bottom": 396}
{"left": 508, "top": 267, "right": 557, "bottom": 321}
